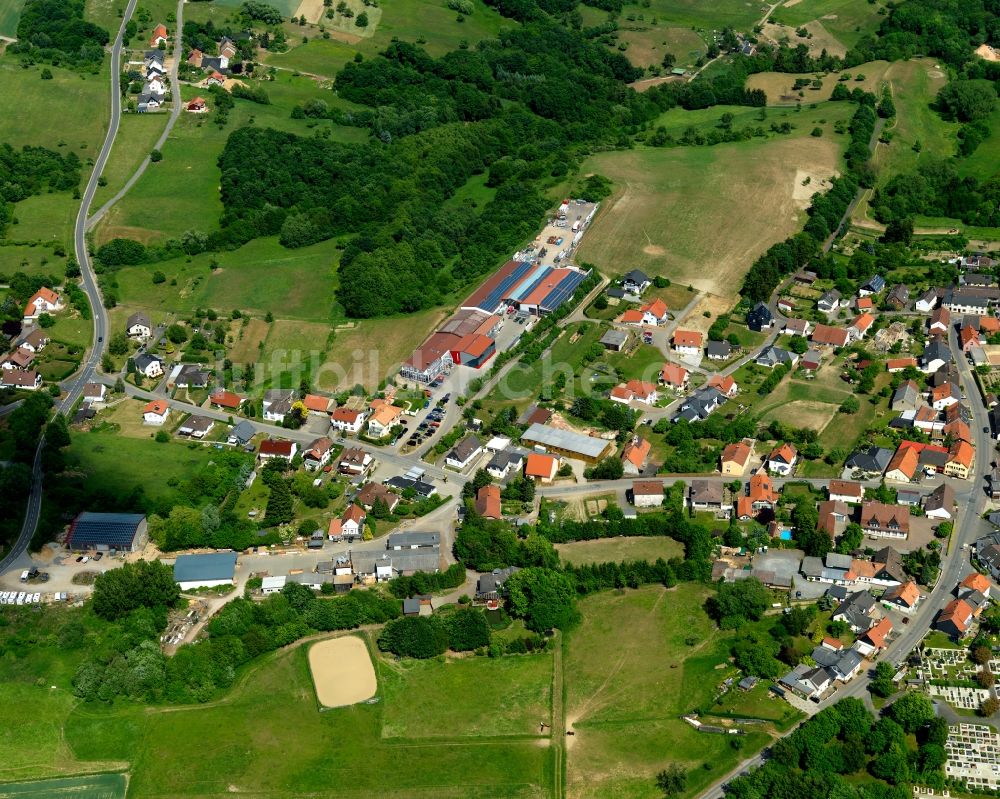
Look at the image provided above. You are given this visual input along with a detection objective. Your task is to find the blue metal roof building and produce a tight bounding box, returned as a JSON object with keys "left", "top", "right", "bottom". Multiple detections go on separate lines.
{"left": 173, "top": 552, "right": 238, "bottom": 589}
{"left": 66, "top": 512, "right": 148, "bottom": 552}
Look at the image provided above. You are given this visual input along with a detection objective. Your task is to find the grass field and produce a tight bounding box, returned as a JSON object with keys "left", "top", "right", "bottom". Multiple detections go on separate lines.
{"left": 0, "top": 57, "right": 109, "bottom": 152}
{"left": 564, "top": 584, "right": 772, "bottom": 799}
{"left": 652, "top": 99, "right": 852, "bottom": 141}
{"left": 0, "top": 774, "right": 128, "bottom": 798}
{"left": 746, "top": 59, "right": 897, "bottom": 105}
{"left": 617, "top": 24, "right": 706, "bottom": 69}
{"left": 630, "top": 0, "right": 766, "bottom": 30}
{"left": 263, "top": 0, "right": 513, "bottom": 75}
{"left": 0, "top": 245, "right": 66, "bottom": 278}
{"left": 91, "top": 113, "right": 170, "bottom": 210}
{"left": 958, "top": 104, "right": 1000, "bottom": 179}
{"left": 93, "top": 76, "right": 367, "bottom": 245}
{"left": 0, "top": 0, "right": 24, "bottom": 38}
{"left": 60, "top": 642, "right": 553, "bottom": 798}
{"left": 555, "top": 536, "right": 685, "bottom": 566}
{"left": 8, "top": 193, "right": 80, "bottom": 248}
{"left": 62, "top": 429, "right": 217, "bottom": 503}
{"left": 868, "top": 60, "right": 955, "bottom": 180}
{"left": 112, "top": 236, "right": 340, "bottom": 322}
{"left": 769, "top": 0, "right": 886, "bottom": 51}
{"left": 576, "top": 134, "right": 843, "bottom": 300}
{"left": 381, "top": 653, "right": 553, "bottom": 738}
{"left": 315, "top": 308, "right": 448, "bottom": 391}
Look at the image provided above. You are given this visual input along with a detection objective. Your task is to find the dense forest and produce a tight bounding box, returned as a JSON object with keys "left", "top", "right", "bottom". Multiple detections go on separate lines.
{"left": 11, "top": 0, "right": 109, "bottom": 68}
{"left": 846, "top": 0, "right": 1000, "bottom": 69}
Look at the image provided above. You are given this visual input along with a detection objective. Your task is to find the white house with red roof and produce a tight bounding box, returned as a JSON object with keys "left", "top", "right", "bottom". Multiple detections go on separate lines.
{"left": 142, "top": 399, "right": 170, "bottom": 425}
{"left": 22, "top": 287, "right": 63, "bottom": 321}
{"left": 149, "top": 24, "right": 168, "bottom": 46}
{"left": 330, "top": 407, "right": 366, "bottom": 434}
{"left": 672, "top": 329, "right": 703, "bottom": 355}
{"left": 258, "top": 439, "right": 297, "bottom": 461}
{"left": 329, "top": 503, "right": 366, "bottom": 540}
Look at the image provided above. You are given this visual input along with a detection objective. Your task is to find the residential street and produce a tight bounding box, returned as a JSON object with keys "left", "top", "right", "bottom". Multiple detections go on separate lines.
{"left": 697, "top": 323, "right": 994, "bottom": 798}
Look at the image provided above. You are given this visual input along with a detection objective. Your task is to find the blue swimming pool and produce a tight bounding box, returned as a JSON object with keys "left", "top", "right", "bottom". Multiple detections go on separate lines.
{"left": 779, "top": 529, "right": 792, "bottom": 541}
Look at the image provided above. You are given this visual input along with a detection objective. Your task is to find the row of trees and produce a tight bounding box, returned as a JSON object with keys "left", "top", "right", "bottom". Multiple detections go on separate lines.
{"left": 75, "top": 583, "right": 400, "bottom": 703}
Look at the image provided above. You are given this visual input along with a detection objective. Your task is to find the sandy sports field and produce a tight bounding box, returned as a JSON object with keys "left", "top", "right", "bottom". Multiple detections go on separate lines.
{"left": 309, "top": 636, "right": 377, "bottom": 708}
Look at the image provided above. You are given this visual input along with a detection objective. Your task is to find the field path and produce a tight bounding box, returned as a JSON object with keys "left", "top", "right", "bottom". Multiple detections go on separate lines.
{"left": 87, "top": 0, "right": 186, "bottom": 229}
{"left": 552, "top": 634, "right": 566, "bottom": 799}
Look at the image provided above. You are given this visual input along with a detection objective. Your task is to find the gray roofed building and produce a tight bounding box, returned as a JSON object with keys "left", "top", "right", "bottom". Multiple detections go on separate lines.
{"left": 383, "top": 475, "right": 437, "bottom": 497}
{"left": 599, "top": 329, "right": 629, "bottom": 351}
{"left": 826, "top": 552, "right": 852, "bottom": 570}
{"left": 476, "top": 566, "right": 520, "bottom": 599}
{"left": 262, "top": 389, "right": 295, "bottom": 421}
{"left": 387, "top": 550, "right": 441, "bottom": 575}
{"left": 521, "top": 423, "right": 614, "bottom": 462}
{"left": 977, "top": 536, "right": 1000, "bottom": 580}
{"left": 126, "top": 310, "right": 151, "bottom": 332}
{"left": 755, "top": 346, "right": 797, "bottom": 369}
{"left": 891, "top": 380, "right": 921, "bottom": 412}
{"left": 800, "top": 556, "right": 824, "bottom": 579}
{"left": 674, "top": 386, "right": 726, "bottom": 423}
{"left": 446, "top": 434, "right": 482, "bottom": 469}
{"left": 817, "top": 289, "right": 842, "bottom": 313}
{"left": 832, "top": 590, "right": 878, "bottom": 632}
{"left": 961, "top": 589, "right": 989, "bottom": 614}
{"left": 486, "top": 448, "right": 525, "bottom": 479}
{"left": 845, "top": 446, "right": 893, "bottom": 475}
{"left": 386, "top": 531, "right": 440, "bottom": 550}
{"left": 689, "top": 480, "right": 726, "bottom": 509}
{"left": 706, "top": 340, "right": 732, "bottom": 360}
{"left": 287, "top": 572, "right": 333, "bottom": 589}
{"left": 133, "top": 353, "right": 164, "bottom": 376}
{"left": 621, "top": 269, "right": 651, "bottom": 293}
{"left": 896, "top": 488, "right": 922, "bottom": 506}
{"left": 178, "top": 415, "right": 214, "bottom": 437}
{"left": 228, "top": 420, "right": 255, "bottom": 446}
{"left": 174, "top": 363, "right": 209, "bottom": 388}
{"left": 872, "top": 546, "right": 907, "bottom": 583}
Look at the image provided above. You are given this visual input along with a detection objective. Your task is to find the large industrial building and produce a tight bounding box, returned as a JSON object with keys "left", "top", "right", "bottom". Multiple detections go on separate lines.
{"left": 173, "top": 552, "right": 238, "bottom": 591}
{"left": 462, "top": 261, "right": 590, "bottom": 316}
{"left": 400, "top": 308, "right": 503, "bottom": 384}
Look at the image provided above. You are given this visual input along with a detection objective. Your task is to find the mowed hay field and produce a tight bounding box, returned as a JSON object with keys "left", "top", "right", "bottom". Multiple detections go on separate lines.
{"left": 0, "top": 0, "right": 25, "bottom": 37}
{"left": 616, "top": 24, "right": 706, "bottom": 70}
{"left": 576, "top": 135, "right": 842, "bottom": 299}
{"left": 563, "top": 584, "right": 771, "bottom": 799}
{"left": 62, "top": 643, "right": 553, "bottom": 798}
{"left": 380, "top": 652, "right": 553, "bottom": 738}
{"left": 556, "top": 536, "right": 685, "bottom": 567}
{"left": 0, "top": 774, "right": 128, "bottom": 798}
{"left": 769, "top": 0, "right": 887, "bottom": 51}
{"left": 634, "top": 0, "right": 766, "bottom": 30}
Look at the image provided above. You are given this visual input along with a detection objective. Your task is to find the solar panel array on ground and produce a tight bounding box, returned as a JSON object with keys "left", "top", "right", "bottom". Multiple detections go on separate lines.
{"left": 539, "top": 268, "right": 589, "bottom": 311}
{"left": 464, "top": 260, "right": 533, "bottom": 312}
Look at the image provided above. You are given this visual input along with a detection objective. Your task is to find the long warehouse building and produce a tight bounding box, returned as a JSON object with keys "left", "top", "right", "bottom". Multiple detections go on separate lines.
{"left": 463, "top": 261, "right": 590, "bottom": 316}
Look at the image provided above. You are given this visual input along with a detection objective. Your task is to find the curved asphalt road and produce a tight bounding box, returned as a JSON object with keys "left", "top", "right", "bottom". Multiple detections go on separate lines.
{"left": 0, "top": 0, "right": 139, "bottom": 575}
